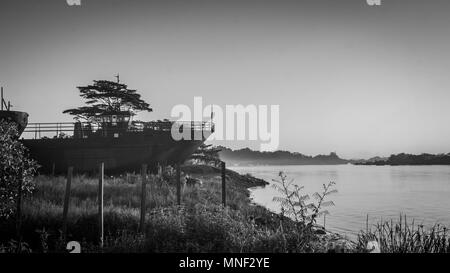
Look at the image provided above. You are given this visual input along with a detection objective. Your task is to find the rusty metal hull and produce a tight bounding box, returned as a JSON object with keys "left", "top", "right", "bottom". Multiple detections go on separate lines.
{"left": 21, "top": 131, "right": 208, "bottom": 174}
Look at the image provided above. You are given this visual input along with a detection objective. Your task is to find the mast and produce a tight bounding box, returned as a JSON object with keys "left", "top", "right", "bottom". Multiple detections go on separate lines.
{"left": 1, "top": 86, "right": 11, "bottom": 111}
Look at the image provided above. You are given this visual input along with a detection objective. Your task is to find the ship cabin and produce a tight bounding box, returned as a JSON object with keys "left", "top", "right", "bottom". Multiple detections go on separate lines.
{"left": 74, "top": 113, "right": 132, "bottom": 139}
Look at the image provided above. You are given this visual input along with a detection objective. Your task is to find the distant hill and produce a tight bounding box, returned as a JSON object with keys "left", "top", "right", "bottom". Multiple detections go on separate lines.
{"left": 348, "top": 156, "right": 388, "bottom": 164}
{"left": 216, "top": 147, "right": 450, "bottom": 166}
{"left": 355, "top": 153, "right": 450, "bottom": 165}
{"left": 218, "top": 146, "right": 349, "bottom": 166}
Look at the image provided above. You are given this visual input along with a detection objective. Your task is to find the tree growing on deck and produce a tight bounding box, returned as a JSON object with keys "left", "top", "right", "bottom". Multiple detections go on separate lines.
{"left": 0, "top": 121, "right": 39, "bottom": 218}
{"left": 63, "top": 78, "right": 153, "bottom": 122}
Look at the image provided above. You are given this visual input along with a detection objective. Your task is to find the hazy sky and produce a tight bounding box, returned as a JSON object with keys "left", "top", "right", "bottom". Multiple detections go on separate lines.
{"left": 1, "top": 0, "right": 450, "bottom": 158}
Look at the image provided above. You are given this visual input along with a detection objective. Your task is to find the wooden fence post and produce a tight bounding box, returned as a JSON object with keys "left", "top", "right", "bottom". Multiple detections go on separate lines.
{"left": 221, "top": 161, "right": 226, "bottom": 207}
{"left": 176, "top": 163, "right": 181, "bottom": 206}
{"left": 98, "top": 163, "right": 104, "bottom": 248}
{"left": 62, "top": 166, "right": 73, "bottom": 241}
{"left": 140, "top": 164, "right": 148, "bottom": 233}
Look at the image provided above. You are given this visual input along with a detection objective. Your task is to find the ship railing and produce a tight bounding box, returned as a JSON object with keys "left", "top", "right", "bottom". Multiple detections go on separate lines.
{"left": 22, "top": 121, "right": 214, "bottom": 139}
{"left": 131, "top": 121, "right": 214, "bottom": 132}
{"left": 23, "top": 122, "right": 78, "bottom": 139}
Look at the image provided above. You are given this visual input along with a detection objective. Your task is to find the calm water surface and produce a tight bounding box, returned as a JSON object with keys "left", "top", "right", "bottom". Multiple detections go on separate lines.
{"left": 229, "top": 165, "right": 450, "bottom": 239}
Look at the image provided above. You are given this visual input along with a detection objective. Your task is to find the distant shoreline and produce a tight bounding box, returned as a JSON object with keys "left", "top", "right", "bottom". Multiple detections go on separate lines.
{"left": 229, "top": 163, "right": 450, "bottom": 167}
{"left": 218, "top": 146, "right": 450, "bottom": 166}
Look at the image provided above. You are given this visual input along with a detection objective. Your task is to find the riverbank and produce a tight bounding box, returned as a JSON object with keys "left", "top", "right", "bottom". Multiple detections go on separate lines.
{"left": 0, "top": 164, "right": 355, "bottom": 253}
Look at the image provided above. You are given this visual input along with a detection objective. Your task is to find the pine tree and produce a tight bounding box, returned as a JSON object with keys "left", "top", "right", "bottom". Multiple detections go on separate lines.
{"left": 63, "top": 79, "right": 152, "bottom": 121}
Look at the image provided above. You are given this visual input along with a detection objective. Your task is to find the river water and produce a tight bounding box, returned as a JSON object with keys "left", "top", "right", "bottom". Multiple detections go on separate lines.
{"left": 230, "top": 164, "right": 450, "bottom": 239}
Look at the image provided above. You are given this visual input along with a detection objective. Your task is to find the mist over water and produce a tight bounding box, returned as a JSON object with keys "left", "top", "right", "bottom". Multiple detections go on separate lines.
{"left": 230, "top": 165, "right": 450, "bottom": 239}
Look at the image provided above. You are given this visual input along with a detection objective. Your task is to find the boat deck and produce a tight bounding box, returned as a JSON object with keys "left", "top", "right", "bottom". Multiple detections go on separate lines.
{"left": 23, "top": 121, "right": 214, "bottom": 139}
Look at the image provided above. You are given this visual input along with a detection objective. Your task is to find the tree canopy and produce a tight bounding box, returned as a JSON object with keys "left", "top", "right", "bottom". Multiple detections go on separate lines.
{"left": 190, "top": 144, "right": 222, "bottom": 167}
{"left": 63, "top": 79, "right": 152, "bottom": 121}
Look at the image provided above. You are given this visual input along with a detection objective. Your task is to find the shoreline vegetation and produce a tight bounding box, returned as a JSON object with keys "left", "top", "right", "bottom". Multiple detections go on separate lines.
{"left": 0, "top": 164, "right": 355, "bottom": 253}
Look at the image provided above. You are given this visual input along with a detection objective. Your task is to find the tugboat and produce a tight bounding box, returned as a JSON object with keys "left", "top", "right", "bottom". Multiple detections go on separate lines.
{"left": 2, "top": 79, "right": 213, "bottom": 174}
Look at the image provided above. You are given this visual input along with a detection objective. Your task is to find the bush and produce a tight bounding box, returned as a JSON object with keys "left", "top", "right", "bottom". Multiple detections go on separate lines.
{"left": 0, "top": 120, "right": 39, "bottom": 218}
{"left": 272, "top": 171, "right": 337, "bottom": 229}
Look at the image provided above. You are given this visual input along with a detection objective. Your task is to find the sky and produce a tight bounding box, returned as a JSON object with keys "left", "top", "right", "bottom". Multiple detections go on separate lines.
{"left": 1, "top": 0, "right": 450, "bottom": 159}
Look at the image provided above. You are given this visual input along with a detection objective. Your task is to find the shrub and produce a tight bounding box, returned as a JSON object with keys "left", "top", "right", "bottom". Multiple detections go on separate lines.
{"left": 272, "top": 171, "right": 337, "bottom": 229}
{"left": 0, "top": 120, "right": 39, "bottom": 218}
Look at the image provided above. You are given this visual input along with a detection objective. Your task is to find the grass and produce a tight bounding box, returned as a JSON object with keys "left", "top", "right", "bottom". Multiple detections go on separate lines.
{"left": 3, "top": 165, "right": 447, "bottom": 253}
{"left": 0, "top": 165, "right": 332, "bottom": 253}
{"left": 357, "top": 215, "right": 450, "bottom": 253}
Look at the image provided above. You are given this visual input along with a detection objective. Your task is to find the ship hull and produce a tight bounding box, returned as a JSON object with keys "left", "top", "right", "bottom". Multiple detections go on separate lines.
{"left": 22, "top": 131, "right": 208, "bottom": 174}
{"left": 0, "top": 110, "right": 28, "bottom": 136}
